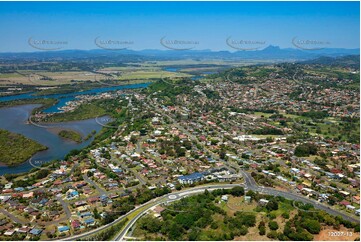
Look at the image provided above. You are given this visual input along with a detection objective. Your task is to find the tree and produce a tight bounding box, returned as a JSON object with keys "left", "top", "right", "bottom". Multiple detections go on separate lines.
{"left": 294, "top": 143, "right": 318, "bottom": 157}
{"left": 239, "top": 226, "right": 248, "bottom": 236}
{"left": 166, "top": 222, "right": 183, "bottom": 240}
{"left": 282, "top": 212, "right": 290, "bottom": 219}
{"left": 230, "top": 186, "right": 245, "bottom": 196}
{"left": 35, "top": 169, "right": 50, "bottom": 180}
{"left": 267, "top": 231, "right": 278, "bottom": 239}
{"left": 266, "top": 200, "right": 279, "bottom": 211}
{"left": 302, "top": 219, "right": 321, "bottom": 234}
{"left": 246, "top": 190, "right": 256, "bottom": 199}
{"left": 175, "top": 213, "right": 198, "bottom": 230}
{"left": 139, "top": 215, "right": 162, "bottom": 233}
{"left": 259, "top": 225, "right": 266, "bottom": 235}
{"left": 258, "top": 221, "right": 266, "bottom": 235}
{"left": 269, "top": 221, "right": 279, "bottom": 230}
{"left": 175, "top": 183, "right": 182, "bottom": 190}
{"left": 93, "top": 208, "right": 100, "bottom": 219}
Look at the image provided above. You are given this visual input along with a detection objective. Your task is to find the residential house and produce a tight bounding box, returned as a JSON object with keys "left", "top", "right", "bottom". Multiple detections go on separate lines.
{"left": 221, "top": 195, "right": 228, "bottom": 202}
{"left": 244, "top": 196, "right": 251, "bottom": 203}
{"left": 71, "top": 220, "right": 81, "bottom": 230}
{"left": 83, "top": 217, "right": 95, "bottom": 227}
{"left": 29, "top": 228, "right": 42, "bottom": 236}
{"left": 57, "top": 226, "right": 70, "bottom": 233}
{"left": 178, "top": 172, "right": 204, "bottom": 184}
{"left": 259, "top": 199, "right": 269, "bottom": 206}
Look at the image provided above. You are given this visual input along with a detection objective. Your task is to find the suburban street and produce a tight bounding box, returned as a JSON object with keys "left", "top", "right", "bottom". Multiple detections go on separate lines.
{"left": 60, "top": 170, "right": 358, "bottom": 241}
{"left": 112, "top": 171, "right": 359, "bottom": 241}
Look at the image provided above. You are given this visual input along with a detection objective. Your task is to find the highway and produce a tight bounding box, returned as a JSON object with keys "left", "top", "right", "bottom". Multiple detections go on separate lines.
{"left": 112, "top": 173, "right": 359, "bottom": 241}
{"left": 113, "top": 172, "right": 359, "bottom": 241}
{"left": 61, "top": 184, "right": 239, "bottom": 241}
{"left": 61, "top": 170, "right": 359, "bottom": 241}
{"left": 113, "top": 184, "right": 242, "bottom": 241}
{"left": 240, "top": 170, "right": 359, "bottom": 223}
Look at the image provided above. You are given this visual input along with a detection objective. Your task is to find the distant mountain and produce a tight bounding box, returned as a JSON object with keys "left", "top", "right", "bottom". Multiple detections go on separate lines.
{"left": 0, "top": 46, "right": 359, "bottom": 62}
{"left": 299, "top": 55, "right": 360, "bottom": 69}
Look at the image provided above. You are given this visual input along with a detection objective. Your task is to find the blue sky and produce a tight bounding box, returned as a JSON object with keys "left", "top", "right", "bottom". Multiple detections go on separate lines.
{"left": 0, "top": 1, "right": 359, "bottom": 52}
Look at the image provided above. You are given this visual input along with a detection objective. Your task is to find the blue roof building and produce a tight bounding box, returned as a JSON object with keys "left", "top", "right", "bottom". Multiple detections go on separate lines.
{"left": 67, "top": 190, "right": 79, "bottom": 199}
{"left": 178, "top": 172, "right": 204, "bottom": 184}
{"left": 39, "top": 198, "right": 49, "bottom": 206}
{"left": 29, "top": 228, "right": 42, "bottom": 235}
{"left": 58, "top": 226, "right": 70, "bottom": 233}
{"left": 100, "top": 194, "right": 108, "bottom": 201}
{"left": 84, "top": 217, "right": 95, "bottom": 226}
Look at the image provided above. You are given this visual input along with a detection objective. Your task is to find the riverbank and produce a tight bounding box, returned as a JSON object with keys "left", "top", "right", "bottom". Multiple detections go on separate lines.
{"left": 0, "top": 104, "right": 107, "bottom": 175}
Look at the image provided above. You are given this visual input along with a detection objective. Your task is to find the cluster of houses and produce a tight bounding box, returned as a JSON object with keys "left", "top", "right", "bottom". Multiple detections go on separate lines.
{"left": 0, "top": 221, "right": 43, "bottom": 239}
{"left": 177, "top": 167, "right": 241, "bottom": 185}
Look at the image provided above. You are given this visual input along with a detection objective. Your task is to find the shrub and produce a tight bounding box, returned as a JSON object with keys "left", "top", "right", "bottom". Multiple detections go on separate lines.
{"left": 269, "top": 221, "right": 279, "bottom": 230}
{"left": 282, "top": 212, "right": 290, "bottom": 219}
{"left": 230, "top": 186, "right": 245, "bottom": 196}
{"left": 268, "top": 213, "right": 276, "bottom": 220}
{"left": 267, "top": 231, "right": 278, "bottom": 239}
{"left": 266, "top": 200, "right": 279, "bottom": 211}
{"left": 259, "top": 226, "right": 266, "bottom": 235}
{"left": 239, "top": 226, "right": 248, "bottom": 236}
{"left": 302, "top": 219, "right": 321, "bottom": 234}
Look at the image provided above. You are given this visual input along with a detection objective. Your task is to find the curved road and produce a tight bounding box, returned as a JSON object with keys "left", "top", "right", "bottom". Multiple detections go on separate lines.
{"left": 115, "top": 172, "right": 359, "bottom": 241}
{"left": 61, "top": 174, "right": 359, "bottom": 241}
{"left": 61, "top": 184, "right": 238, "bottom": 241}
{"left": 240, "top": 170, "right": 358, "bottom": 223}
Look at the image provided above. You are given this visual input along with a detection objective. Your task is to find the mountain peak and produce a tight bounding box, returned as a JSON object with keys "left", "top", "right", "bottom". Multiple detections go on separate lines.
{"left": 263, "top": 45, "right": 281, "bottom": 51}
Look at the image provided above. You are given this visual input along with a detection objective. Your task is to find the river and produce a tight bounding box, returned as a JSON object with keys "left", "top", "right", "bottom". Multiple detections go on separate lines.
{"left": 0, "top": 82, "right": 150, "bottom": 113}
{"left": 0, "top": 104, "right": 107, "bottom": 175}
{"left": 0, "top": 83, "right": 151, "bottom": 174}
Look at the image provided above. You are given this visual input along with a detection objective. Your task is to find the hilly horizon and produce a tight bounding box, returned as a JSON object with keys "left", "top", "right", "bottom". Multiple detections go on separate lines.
{"left": 0, "top": 45, "right": 359, "bottom": 62}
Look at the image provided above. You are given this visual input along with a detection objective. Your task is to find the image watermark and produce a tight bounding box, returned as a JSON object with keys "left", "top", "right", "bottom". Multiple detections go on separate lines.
{"left": 292, "top": 37, "right": 331, "bottom": 50}
{"left": 28, "top": 37, "right": 68, "bottom": 51}
{"left": 226, "top": 37, "right": 266, "bottom": 51}
{"left": 162, "top": 197, "right": 203, "bottom": 213}
{"left": 292, "top": 200, "right": 318, "bottom": 213}
{"left": 28, "top": 114, "right": 57, "bottom": 129}
{"left": 93, "top": 74, "right": 122, "bottom": 87}
{"left": 27, "top": 73, "right": 39, "bottom": 85}
{"left": 29, "top": 158, "right": 50, "bottom": 170}
{"left": 95, "top": 115, "right": 120, "bottom": 129}
{"left": 160, "top": 74, "right": 177, "bottom": 86}
{"left": 27, "top": 73, "right": 56, "bottom": 85}
{"left": 225, "top": 72, "right": 242, "bottom": 83}
{"left": 160, "top": 36, "right": 199, "bottom": 50}
{"left": 94, "top": 37, "right": 134, "bottom": 50}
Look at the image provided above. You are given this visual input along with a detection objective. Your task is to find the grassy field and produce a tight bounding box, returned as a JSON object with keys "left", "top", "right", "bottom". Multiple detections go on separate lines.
{"left": 0, "top": 69, "right": 190, "bottom": 86}
{"left": 0, "top": 71, "right": 106, "bottom": 86}
{"left": 116, "top": 70, "right": 190, "bottom": 80}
